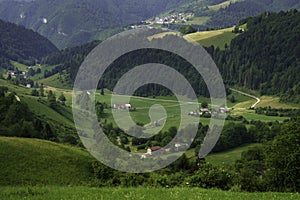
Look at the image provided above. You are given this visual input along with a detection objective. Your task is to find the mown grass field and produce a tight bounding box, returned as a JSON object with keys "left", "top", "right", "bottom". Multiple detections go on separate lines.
{"left": 184, "top": 27, "right": 237, "bottom": 50}
{"left": 11, "top": 61, "right": 28, "bottom": 72}
{"left": 1, "top": 186, "right": 299, "bottom": 200}
{"left": 232, "top": 110, "right": 290, "bottom": 122}
{"left": 37, "top": 73, "right": 72, "bottom": 90}
{"left": 185, "top": 16, "right": 210, "bottom": 25}
{"left": 257, "top": 96, "right": 299, "bottom": 109}
{"left": 197, "top": 32, "right": 238, "bottom": 49}
{"left": 185, "top": 27, "right": 234, "bottom": 41}
{"left": 208, "top": 0, "right": 242, "bottom": 11}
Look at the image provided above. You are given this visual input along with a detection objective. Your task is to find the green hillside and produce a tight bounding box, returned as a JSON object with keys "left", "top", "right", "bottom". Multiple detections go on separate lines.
{"left": 0, "top": 19, "right": 58, "bottom": 67}
{"left": 157, "top": 0, "right": 300, "bottom": 31}
{"left": 39, "top": 10, "right": 300, "bottom": 105}
{"left": 205, "top": 143, "right": 260, "bottom": 166}
{"left": 211, "top": 10, "right": 300, "bottom": 103}
{"left": 0, "top": 79, "right": 78, "bottom": 145}
{"left": 0, "top": 7, "right": 299, "bottom": 196}
{"left": 1, "top": 0, "right": 299, "bottom": 48}
{"left": 0, "top": 137, "right": 94, "bottom": 186}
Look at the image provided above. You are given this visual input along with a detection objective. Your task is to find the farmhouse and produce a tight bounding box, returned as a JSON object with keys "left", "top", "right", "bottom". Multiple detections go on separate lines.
{"left": 141, "top": 146, "right": 165, "bottom": 159}
{"left": 189, "top": 110, "right": 200, "bottom": 116}
{"left": 219, "top": 107, "right": 232, "bottom": 114}
{"left": 174, "top": 143, "right": 188, "bottom": 151}
{"left": 7, "top": 70, "right": 26, "bottom": 77}
{"left": 113, "top": 103, "right": 132, "bottom": 110}
{"left": 200, "top": 108, "right": 210, "bottom": 114}
{"left": 7, "top": 70, "right": 15, "bottom": 76}
{"left": 141, "top": 153, "right": 151, "bottom": 159}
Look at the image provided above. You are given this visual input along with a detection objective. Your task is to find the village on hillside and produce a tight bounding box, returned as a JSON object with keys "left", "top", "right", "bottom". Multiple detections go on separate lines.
{"left": 144, "top": 12, "right": 194, "bottom": 25}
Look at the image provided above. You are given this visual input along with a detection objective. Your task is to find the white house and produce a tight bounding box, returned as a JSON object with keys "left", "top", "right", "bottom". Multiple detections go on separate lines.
{"left": 113, "top": 103, "right": 132, "bottom": 110}
{"left": 174, "top": 143, "right": 188, "bottom": 151}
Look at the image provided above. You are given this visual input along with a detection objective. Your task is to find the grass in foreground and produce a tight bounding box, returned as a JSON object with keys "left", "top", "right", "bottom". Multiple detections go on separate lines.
{"left": 0, "top": 186, "right": 299, "bottom": 200}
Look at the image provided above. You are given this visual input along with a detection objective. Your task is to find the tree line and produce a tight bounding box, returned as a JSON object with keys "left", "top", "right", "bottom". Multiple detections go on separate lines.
{"left": 0, "top": 19, "right": 58, "bottom": 67}
{"left": 90, "top": 116, "right": 300, "bottom": 192}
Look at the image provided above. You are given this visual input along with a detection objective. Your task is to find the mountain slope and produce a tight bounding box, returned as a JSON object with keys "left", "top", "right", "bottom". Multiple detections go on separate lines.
{"left": 209, "top": 10, "right": 300, "bottom": 102}
{"left": 156, "top": 0, "right": 300, "bottom": 30}
{"left": 0, "top": 79, "right": 79, "bottom": 145}
{"left": 0, "top": 137, "right": 94, "bottom": 186}
{"left": 206, "top": 0, "right": 300, "bottom": 28}
{"left": 40, "top": 10, "right": 300, "bottom": 103}
{"left": 0, "top": 19, "right": 58, "bottom": 66}
{"left": 0, "top": 0, "right": 192, "bottom": 49}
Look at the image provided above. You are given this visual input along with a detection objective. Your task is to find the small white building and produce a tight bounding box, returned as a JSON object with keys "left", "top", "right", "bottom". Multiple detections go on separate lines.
{"left": 125, "top": 104, "right": 131, "bottom": 109}
{"left": 113, "top": 103, "right": 132, "bottom": 110}
{"left": 174, "top": 143, "right": 188, "bottom": 151}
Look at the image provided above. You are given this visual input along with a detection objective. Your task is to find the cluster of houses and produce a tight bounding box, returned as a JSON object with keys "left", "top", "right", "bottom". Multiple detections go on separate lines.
{"left": 7, "top": 70, "right": 32, "bottom": 88}
{"left": 189, "top": 106, "right": 232, "bottom": 117}
{"left": 7, "top": 70, "right": 27, "bottom": 78}
{"left": 145, "top": 13, "right": 194, "bottom": 25}
{"left": 141, "top": 143, "right": 188, "bottom": 159}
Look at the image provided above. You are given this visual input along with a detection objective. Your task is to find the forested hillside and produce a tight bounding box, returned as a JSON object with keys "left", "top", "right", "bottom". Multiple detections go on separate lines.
{"left": 206, "top": 0, "right": 300, "bottom": 28}
{"left": 0, "top": 0, "right": 192, "bottom": 49}
{"left": 41, "top": 10, "right": 300, "bottom": 102}
{"left": 209, "top": 10, "right": 300, "bottom": 102}
{"left": 156, "top": 0, "right": 300, "bottom": 32}
{"left": 41, "top": 40, "right": 100, "bottom": 80}
{"left": 0, "top": 19, "right": 58, "bottom": 67}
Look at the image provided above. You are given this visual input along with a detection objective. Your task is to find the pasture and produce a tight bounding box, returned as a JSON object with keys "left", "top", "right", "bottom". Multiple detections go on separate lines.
{"left": 184, "top": 27, "right": 237, "bottom": 50}
{"left": 0, "top": 186, "right": 299, "bottom": 200}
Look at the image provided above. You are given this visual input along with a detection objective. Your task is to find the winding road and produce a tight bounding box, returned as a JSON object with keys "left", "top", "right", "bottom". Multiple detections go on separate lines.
{"left": 229, "top": 88, "right": 260, "bottom": 109}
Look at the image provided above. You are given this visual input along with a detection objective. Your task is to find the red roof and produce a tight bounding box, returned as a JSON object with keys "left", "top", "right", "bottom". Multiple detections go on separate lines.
{"left": 150, "top": 146, "right": 161, "bottom": 151}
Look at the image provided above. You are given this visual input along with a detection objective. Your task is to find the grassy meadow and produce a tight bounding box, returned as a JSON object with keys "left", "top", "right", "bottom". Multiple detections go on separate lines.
{"left": 205, "top": 143, "right": 260, "bottom": 166}
{"left": 185, "top": 16, "right": 211, "bottom": 25}
{"left": 0, "top": 137, "right": 94, "bottom": 186}
{"left": 0, "top": 186, "right": 299, "bottom": 200}
{"left": 208, "top": 0, "right": 242, "bottom": 11}
{"left": 184, "top": 27, "right": 237, "bottom": 50}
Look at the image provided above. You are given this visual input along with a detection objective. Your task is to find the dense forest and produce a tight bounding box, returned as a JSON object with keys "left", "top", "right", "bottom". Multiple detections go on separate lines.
{"left": 0, "top": 19, "right": 58, "bottom": 67}
{"left": 41, "top": 40, "right": 100, "bottom": 80}
{"left": 208, "top": 10, "right": 300, "bottom": 102}
{"left": 206, "top": 0, "right": 300, "bottom": 28}
{"left": 164, "top": 0, "right": 300, "bottom": 30}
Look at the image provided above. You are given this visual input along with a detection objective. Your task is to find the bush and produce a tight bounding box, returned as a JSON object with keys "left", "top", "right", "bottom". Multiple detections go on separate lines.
{"left": 187, "top": 163, "right": 234, "bottom": 190}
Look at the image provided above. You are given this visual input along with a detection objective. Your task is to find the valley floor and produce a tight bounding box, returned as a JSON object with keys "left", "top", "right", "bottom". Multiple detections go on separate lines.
{"left": 1, "top": 187, "right": 299, "bottom": 200}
